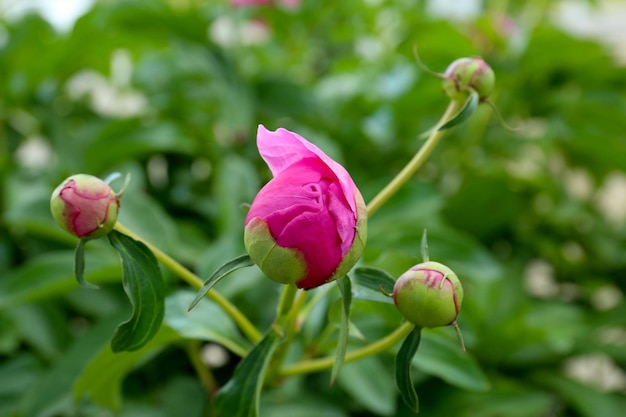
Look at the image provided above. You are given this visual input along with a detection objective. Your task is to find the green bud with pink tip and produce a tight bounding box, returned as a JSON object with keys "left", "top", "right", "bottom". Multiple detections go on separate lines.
{"left": 393, "top": 261, "right": 463, "bottom": 328}
{"left": 50, "top": 173, "right": 127, "bottom": 240}
{"left": 442, "top": 57, "right": 495, "bottom": 102}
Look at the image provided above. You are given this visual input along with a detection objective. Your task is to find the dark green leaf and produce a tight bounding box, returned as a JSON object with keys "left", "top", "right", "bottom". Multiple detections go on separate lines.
{"left": 74, "top": 239, "right": 98, "bottom": 289}
{"left": 438, "top": 91, "right": 479, "bottom": 131}
{"left": 108, "top": 230, "right": 165, "bottom": 352}
{"left": 216, "top": 330, "right": 282, "bottom": 417}
{"left": 396, "top": 325, "right": 421, "bottom": 413}
{"left": 331, "top": 276, "right": 352, "bottom": 385}
{"left": 351, "top": 266, "right": 395, "bottom": 303}
{"left": 188, "top": 254, "right": 253, "bottom": 311}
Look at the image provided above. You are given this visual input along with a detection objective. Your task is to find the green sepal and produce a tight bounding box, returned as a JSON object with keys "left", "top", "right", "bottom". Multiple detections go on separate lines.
{"left": 216, "top": 329, "right": 282, "bottom": 417}
{"left": 188, "top": 254, "right": 254, "bottom": 312}
{"left": 438, "top": 90, "right": 479, "bottom": 131}
{"left": 74, "top": 239, "right": 98, "bottom": 289}
{"left": 107, "top": 230, "right": 165, "bottom": 352}
{"left": 396, "top": 325, "right": 422, "bottom": 413}
{"left": 330, "top": 275, "right": 352, "bottom": 385}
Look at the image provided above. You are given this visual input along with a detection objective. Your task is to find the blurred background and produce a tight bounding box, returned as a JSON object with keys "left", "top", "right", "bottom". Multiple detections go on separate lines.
{"left": 1, "top": 0, "right": 625, "bottom": 416}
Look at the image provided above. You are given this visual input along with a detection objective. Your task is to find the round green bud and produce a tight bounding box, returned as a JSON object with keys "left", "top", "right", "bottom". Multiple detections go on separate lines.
{"left": 442, "top": 57, "right": 495, "bottom": 102}
{"left": 393, "top": 261, "right": 463, "bottom": 328}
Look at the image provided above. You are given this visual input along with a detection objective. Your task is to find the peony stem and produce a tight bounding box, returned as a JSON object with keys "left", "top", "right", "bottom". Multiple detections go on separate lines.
{"left": 366, "top": 100, "right": 463, "bottom": 216}
{"left": 277, "top": 283, "right": 299, "bottom": 317}
{"left": 280, "top": 322, "right": 414, "bottom": 377}
{"left": 113, "top": 222, "right": 263, "bottom": 344}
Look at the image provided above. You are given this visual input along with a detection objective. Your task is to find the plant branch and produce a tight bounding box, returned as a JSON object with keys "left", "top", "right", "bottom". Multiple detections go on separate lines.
{"left": 366, "top": 100, "right": 462, "bottom": 216}
{"left": 279, "top": 322, "right": 414, "bottom": 376}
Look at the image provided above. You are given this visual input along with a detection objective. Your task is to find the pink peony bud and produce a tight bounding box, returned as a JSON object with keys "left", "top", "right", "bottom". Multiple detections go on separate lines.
{"left": 393, "top": 261, "right": 463, "bottom": 328}
{"left": 442, "top": 57, "right": 495, "bottom": 102}
{"left": 244, "top": 125, "right": 367, "bottom": 290}
{"left": 50, "top": 174, "right": 120, "bottom": 240}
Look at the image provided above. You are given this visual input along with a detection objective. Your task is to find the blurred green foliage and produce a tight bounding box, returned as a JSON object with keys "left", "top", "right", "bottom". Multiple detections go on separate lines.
{"left": 1, "top": 0, "right": 626, "bottom": 416}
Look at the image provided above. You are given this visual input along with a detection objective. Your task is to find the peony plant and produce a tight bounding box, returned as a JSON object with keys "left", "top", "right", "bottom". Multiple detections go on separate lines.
{"left": 50, "top": 53, "right": 509, "bottom": 416}
{"left": 244, "top": 125, "right": 367, "bottom": 289}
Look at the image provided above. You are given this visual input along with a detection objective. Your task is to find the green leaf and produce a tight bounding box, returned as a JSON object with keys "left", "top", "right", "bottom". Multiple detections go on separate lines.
{"left": 438, "top": 90, "right": 479, "bottom": 131}
{"left": 73, "top": 326, "right": 180, "bottom": 411}
{"left": 187, "top": 254, "right": 254, "bottom": 311}
{"left": 20, "top": 313, "right": 128, "bottom": 417}
{"left": 532, "top": 371, "right": 626, "bottom": 417}
{"left": 165, "top": 290, "right": 250, "bottom": 356}
{"left": 0, "top": 250, "right": 121, "bottom": 309}
{"left": 216, "top": 330, "right": 282, "bottom": 417}
{"left": 336, "top": 356, "right": 396, "bottom": 416}
{"left": 0, "top": 354, "right": 41, "bottom": 417}
{"left": 351, "top": 266, "right": 395, "bottom": 303}
{"left": 107, "top": 230, "right": 165, "bottom": 352}
{"left": 74, "top": 239, "right": 98, "bottom": 289}
{"left": 396, "top": 325, "right": 421, "bottom": 413}
{"left": 330, "top": 276, "right": 352, "bottom": 385}
{"left": 413, "top": 329, "right": 490, "bottom": 391}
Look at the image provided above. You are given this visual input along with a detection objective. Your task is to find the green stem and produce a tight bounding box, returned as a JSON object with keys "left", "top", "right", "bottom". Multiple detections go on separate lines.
{"left": 113, "top": 222, "right": 263, "bottom": 344}
{"left": 280, "top": 322, "right": 414, "bottom": 377}
{"left": 185, "top": 341, "right": 218, "bottom": 396}
{"left": 366, "top": 100, "right": 462, "bottom": 216}
{"left": 276, "top": 283, "right": 298, "bottom": 318}
{"left": 268, "top": 285, "right": 307, "bottom": 383}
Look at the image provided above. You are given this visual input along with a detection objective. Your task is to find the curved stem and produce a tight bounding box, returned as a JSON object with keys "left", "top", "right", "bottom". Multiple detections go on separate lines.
{"left": 113, "top": 222, "right": 263, "bottom": 344}
{"left": 280, "top": 322, "right": 414, "bottom": 377}
{"left": 185, "top": 340, "right": 218, "bottom": 396}
{"left": 366, "top": 100, "right": 462, "bottom": 216}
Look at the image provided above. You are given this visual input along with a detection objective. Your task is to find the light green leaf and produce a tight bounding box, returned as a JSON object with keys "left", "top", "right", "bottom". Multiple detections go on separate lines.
{"left": 413, "top": 329, "right": 490, "bottom": 391}
{"left": 396, "top": 325, "right": 421, "bottom": 413}
{"left": 336, "top": 356, "right": 396, "bottom": 416}
{"left": 533, "top": 371, "right": 626, "bottom": 417}
{"left": 0, "top": 250, "right": 120, "bottom": 309}
{"left": 21, "top": 313, "right": 127, "bottom": 417}
{"left": 216, "top": 330, "right": 282, "bottom": 417}
{"left": 165, "top": 290, "right": 250, "bottom": 356}
{"left": 108, "top": 230, "right": 165, "bottom": 352}
{"left": 73, "top": 326, "right": 179, "bottom": 411}
{"left": 331, "top": 276, "right": 352, "bottom": 385}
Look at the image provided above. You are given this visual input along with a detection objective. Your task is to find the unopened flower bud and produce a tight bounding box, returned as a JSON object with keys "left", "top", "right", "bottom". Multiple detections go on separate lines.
{"left": 50, "top": 174, "right": 120, "bottom": 240}
{"left": 442, "top": 57, "right": 495, "bottom": 102}
{"left": 244, "top": 125, "right": 367, "bottom": 290}
{"left": 393, "top": 261, "right": 463, "bottom": 328}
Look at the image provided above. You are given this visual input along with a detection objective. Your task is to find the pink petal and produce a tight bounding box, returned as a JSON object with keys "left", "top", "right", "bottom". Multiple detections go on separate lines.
{"left": 256, "top": 125, "right": 359, "bottom": 215}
